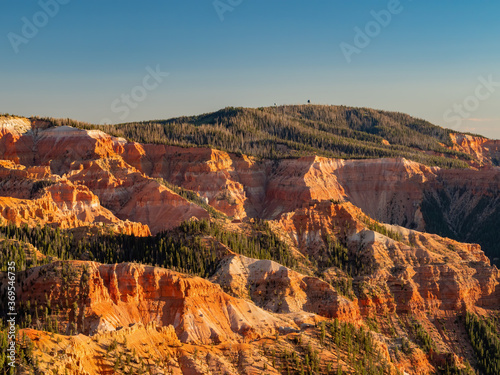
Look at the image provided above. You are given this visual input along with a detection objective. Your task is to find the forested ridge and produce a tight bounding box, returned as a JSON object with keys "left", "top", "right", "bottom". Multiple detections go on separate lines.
{"left": 465, "top": 312, "right": 500, "bottom": 375}
{"left": 0, "top": 106, "right": 496, "bottom": 374}
{"left": 36, "top": 105, "right": 477, "bottom": 168}
{"left": 0, "top": 221, "right": 485, "bottom": 375}
{"left": 0, "top": 220, "right": 297, "bottom": 277}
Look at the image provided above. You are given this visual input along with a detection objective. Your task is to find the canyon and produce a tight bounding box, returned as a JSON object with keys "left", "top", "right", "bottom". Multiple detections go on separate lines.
{"left": 0, "top": 114, "right": 499, "bottom": 374}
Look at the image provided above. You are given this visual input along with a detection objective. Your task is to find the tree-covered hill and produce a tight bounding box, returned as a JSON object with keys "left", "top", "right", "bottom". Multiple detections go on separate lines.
{"left": 70, "top": 105, "right": 477, "bottom": 168}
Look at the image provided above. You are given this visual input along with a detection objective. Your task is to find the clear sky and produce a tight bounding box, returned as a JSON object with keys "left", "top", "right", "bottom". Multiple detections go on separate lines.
{"left": 1, "top": 0, "right": 499, "bottom": 138}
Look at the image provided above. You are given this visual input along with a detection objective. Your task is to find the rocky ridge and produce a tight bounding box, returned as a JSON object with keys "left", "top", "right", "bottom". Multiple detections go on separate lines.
{"left": 0, "top": 115, "right": 499, "bottom": 374}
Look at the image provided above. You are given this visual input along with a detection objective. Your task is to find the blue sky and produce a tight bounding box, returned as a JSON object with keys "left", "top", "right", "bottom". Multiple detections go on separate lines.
{"left": 1, "top": 0, "right": 500, "bottom": 138}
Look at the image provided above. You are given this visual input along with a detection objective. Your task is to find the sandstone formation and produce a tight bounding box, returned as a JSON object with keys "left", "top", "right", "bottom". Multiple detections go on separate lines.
{"left": 0, "top": 115, "right": 498, "bottom": 374}
{"left": 0, "top": 117, "right": 499, "bottom": 249}
{"left": 212, "top": 254, "right": 360, "bottom": 321}
{"left": 16, "top": 261, "right": 289, "bottom": 344}
{"left": 271, "top": 200, "right": 500, "bottom": 316}
{"left": 449, "top": 132, "right": 500, "bottom": 166}
{"left": 0, "top": 178, "right": 150, "bottom": 236}
{"left": 23, "top": 323, "right": 181, "bottom": 375}
{"left": 66, "top": 158, "right": 210, "bottom": 233}
{"left": 12, "top": 259, "right": 403, "bottom": 375}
